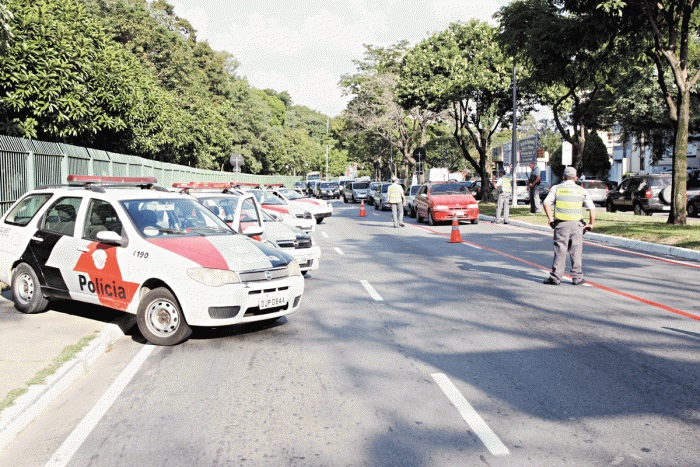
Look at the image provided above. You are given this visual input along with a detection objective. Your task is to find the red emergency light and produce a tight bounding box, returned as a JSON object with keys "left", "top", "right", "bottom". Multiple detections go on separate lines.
{"left": 232, "top": 182, "right": 261, "bottom": 188}
{"left": 264, "top": 183, "right": 285, "bottom": 187}
{"left": 67, "top": 175, "right": 158, "bottom": 184}
{"left": 172, "top": 182, "right": 232, "bottom": 190}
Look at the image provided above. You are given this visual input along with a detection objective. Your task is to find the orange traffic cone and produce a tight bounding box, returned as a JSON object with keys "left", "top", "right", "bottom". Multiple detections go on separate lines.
{"left": 448, "top": 214, "right": 462, "bottom": 243}
{"left": 359, "top": 200, "right": 366, "bottom": 217}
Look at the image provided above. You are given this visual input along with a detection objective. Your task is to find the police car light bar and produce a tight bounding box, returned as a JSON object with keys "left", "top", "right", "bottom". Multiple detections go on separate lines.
{"left": 232, "top": 182, "right": 261, "bottom": 187}
{"left": 67, "top": 175, "right": 158, "bottom": 184}
{"left": 172, "top": 182, "right": 232, "bottom": 190}
{"left": 264, "top": 183, "right": 285, "bottom": 188}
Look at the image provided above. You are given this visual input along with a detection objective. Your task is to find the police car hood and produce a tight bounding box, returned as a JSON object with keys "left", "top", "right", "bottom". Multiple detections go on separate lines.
{"left": 147, "top": 234, "right": 291, "bottom": 272}
{"left": 263, "top": 220, "right": 306, "bottom": 243}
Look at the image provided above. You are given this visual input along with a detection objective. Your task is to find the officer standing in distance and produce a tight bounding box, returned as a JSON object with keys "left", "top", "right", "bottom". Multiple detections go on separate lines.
{"left": 494, "top": 169, "right": 512, "bottom": 224}
{"left": 542, "top": 166, "right": 596, "bottom": 285}
{"left": 527, "top": 162, "right": 542, "bottom": 213}
{"left": 388, "top": 176, "right": 406, "bottom": 227}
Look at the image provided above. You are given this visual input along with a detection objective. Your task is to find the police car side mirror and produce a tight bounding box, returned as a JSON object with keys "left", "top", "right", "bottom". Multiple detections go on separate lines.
{"left": 242, "top": 225, "right": 264, "bottom": 237}
{"left": 96, "top": 230, "right": 124, "bottom": 245}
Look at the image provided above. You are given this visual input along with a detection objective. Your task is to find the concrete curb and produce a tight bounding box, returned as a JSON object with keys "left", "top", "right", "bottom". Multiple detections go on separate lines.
{"left": 480, "top": 214, "right": 700, "bottom": 262}
{"left": 0, "top": 314, "right": 135, "bottom": 452}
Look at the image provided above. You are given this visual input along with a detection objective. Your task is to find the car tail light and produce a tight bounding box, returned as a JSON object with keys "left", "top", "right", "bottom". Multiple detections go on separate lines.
{"left": 645, "top": 189, "right": 652, "bottom": 199}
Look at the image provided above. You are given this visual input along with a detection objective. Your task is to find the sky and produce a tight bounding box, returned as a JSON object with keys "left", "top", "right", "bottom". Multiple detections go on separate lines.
{"left": 171, "top": 0, "right": 510, "bottom": 117}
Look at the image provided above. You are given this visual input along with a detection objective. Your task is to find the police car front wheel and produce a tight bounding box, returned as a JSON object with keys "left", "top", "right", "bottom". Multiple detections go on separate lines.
{"left": 11, "top": 263, "right": 49, "bottom": 314}
{"left": 137, "top": 287, "right": 192, "bottom": 346}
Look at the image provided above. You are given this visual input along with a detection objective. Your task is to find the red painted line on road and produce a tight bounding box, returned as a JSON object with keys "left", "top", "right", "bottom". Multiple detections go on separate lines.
{"left": 585, "top": 281, "right": 700, "bottom": 321}
{"left": 411, "top": 222, "right": 700, "bottom": 321}
{"left": 491, "top": 221, "right": 700, "bottom": 270}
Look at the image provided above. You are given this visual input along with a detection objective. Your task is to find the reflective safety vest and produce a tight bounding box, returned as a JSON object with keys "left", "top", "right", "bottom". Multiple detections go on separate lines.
{"left": 388, "top": 184, "right": 403, "bottom": 203}
{"left": 501, "top": 176, "right": 512, "bottom": 193}
{"left": 554, "top": 184, "right": 585, "bottom": 221}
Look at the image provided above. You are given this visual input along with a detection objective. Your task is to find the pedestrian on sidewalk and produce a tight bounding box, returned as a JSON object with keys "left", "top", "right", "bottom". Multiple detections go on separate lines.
{"left": 388, "top": 176, "right": 406, "bottom": 227}
{"left": 542, "top": 166, "right": 596, "bottom": 285}
{"left": 527, "top": 162, "right": 542, "bottom": 213}
{"left": 494, "top": 169, "right": 512, "bottom": 224}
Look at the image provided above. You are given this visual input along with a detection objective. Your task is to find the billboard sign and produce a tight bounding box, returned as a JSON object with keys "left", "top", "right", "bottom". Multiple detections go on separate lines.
{"left": 518, "top": 135, "right": 539, "bottom": 165}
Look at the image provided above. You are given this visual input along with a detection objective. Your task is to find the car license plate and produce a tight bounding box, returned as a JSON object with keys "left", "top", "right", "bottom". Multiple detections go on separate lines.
{"left": 259, "top": 292, "right": 288, "bottom": 309}
{"left": 454, "top": 211, "right": 464, "bottom": 216}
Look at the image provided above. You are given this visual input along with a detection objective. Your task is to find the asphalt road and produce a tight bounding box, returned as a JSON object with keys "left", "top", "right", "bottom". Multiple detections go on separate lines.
{"left": 2, "top": 200, "right": 699, "bottom": 466}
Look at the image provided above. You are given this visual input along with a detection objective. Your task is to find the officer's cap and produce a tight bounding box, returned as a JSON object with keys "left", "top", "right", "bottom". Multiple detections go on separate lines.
{"left": 564, "top": 167, "right": 577, "bottom": 179}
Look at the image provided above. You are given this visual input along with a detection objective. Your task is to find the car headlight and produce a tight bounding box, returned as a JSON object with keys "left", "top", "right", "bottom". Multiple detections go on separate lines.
{"left": 434, "top": 205, "right": 449, "bottom": 211}
{"left": 288, "top": 260, "right": 302, "bottom": 277}
{"left": 187, "top": 268, "right": 240, "bottom": 286}
{"left": 303, "top": 210, "right": 312, "bottom": 219}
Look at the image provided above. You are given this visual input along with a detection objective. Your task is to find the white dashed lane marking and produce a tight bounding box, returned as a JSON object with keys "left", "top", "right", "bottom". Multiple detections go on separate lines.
{"left": 360, "top": 280, "right": 383, "bottom": 301}
{"left": 431, "top": 373, "right": 510, "bottom": 457}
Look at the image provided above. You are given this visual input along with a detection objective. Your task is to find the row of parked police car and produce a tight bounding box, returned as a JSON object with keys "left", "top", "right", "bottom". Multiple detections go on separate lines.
{"left": 0, "top": 176, "right": 335, "bottom": 346}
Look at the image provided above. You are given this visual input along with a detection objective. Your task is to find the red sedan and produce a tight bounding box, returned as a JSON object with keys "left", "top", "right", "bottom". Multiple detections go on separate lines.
{"left": 414, "top": 181, "right": 480, "bottom": 225}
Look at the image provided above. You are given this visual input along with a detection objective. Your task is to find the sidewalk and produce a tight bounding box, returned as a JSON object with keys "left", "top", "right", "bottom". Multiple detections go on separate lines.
{"left": 0, "top": 291, "right": 135, "bottom": 450}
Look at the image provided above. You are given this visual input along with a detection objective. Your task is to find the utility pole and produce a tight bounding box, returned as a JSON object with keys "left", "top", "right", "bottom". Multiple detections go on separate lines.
{"left": 511, "top": 61, "right": 518, "bottom": 208}
{"left": 325, "top": 117, "right": 329, "bottom": 180}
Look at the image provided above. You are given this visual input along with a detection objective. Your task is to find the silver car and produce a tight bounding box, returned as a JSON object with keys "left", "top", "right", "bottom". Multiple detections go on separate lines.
{"left": 404, "top": 185, "right": 421, "bottom": 217}
{"left": 343, "top": 181, "right": 371, "bottom": 203}
{"left": 579, "top": 179, "right": 608, "bottom": 205}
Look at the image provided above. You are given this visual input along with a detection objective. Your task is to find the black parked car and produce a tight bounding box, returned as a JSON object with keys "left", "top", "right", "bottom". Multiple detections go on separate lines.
{"left": 688, "top": 194, "right": 700, "bottom": 217}
{"left": 605, "top": 173, "right": 672, "bottom": 215}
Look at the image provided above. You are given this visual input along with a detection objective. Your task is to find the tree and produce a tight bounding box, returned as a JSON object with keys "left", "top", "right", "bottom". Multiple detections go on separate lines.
{"left": 581, "top": 131, "right": 612, "bottom": 178}
{"left": 397, "top": 20, "right": 531, "bottom": 202}
{"left": 597, "top": 0, "right": 700, "bottom": 225}
{"left": 340, "top": 43, "right": 438, "bottom": 182}
{"left": 0, "top": 1, "right": 12, "bottom": 49}
{"left": 497, "top": 0, "right": 625, "bottom": 174}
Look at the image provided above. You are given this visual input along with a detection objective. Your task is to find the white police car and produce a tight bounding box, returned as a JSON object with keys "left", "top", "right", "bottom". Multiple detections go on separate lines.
{"left": 265, "top": 185, "right": 333, "bottom": 224}
{"left": 239, "top": 187, "right": 315, "bottom": 233}
{"left": 0, "top": 176, "right": 304, "bottom": 346}
{"left": 174, "top": 183, "right": 321, "bottom": 276}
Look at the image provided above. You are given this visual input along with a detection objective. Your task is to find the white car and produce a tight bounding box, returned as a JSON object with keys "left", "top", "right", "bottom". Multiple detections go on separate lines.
{"left": 244, "top": 189, "right": 315, "bottom": 233}
{"left": 0, "top": 176, "right": 304, "bottom": 346}
{"left": 268, "top": 187, "right": 333, "bottom": 224}
{"left": 177, "top": 185, "right": 321, "bottom": 276}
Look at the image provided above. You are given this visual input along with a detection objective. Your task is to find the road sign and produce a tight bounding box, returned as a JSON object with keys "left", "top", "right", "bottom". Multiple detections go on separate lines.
{"left": 413, "top": 147, "right": 426, "bottom": 174}
{"left": 230, "top": 153, "right": 244, "bottom": 172}
{"left": 518, "top": 135, "right": 539, "bottom": 165}
{"left": 561, "top": 142, "right": 572, "bottom": 166}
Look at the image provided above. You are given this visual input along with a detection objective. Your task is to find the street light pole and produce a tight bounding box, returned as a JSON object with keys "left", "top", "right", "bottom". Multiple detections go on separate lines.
{"left": 511, "top": 60, "right": 518, "bottom": 208}
{"left": 325, "top": 117, "right": 329, "bottom": 180}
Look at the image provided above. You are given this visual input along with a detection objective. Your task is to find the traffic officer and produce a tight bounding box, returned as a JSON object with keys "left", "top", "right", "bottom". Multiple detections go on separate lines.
{"left": 494, "top": 169, "right": 512, "bottom": 224}
{"left": 387, "top": 176, "right": 406, "bottom": 227}
{"left": 542, "top": 166, "right": 596, "bottom": 285}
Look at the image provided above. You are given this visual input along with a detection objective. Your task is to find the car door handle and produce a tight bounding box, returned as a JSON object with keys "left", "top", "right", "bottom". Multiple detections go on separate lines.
{"left": 30, "top": 236, "right": 44, "bottom": 243}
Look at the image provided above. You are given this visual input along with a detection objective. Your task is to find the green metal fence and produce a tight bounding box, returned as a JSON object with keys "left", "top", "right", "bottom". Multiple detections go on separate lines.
{"left": 0, "top": 135, "right": 300, "bottom": 216}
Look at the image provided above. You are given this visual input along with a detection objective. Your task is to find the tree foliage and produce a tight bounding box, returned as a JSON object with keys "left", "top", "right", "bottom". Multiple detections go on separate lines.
{"left": 397, "top": 20, "right": 531, "bottom": 201}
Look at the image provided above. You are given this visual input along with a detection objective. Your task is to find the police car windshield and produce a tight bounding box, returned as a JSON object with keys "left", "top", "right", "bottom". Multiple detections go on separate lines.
{"left": 280, "top": 189, "right": 303, "bottom": 200}
{"left": 122, "top": 198, "right": 234, "bottom": 238}
{"left": 199, "top": 195, "right": 242, "bottom": 223}
{"left": 251, "top": 190, "right": 285, "bottom": 205}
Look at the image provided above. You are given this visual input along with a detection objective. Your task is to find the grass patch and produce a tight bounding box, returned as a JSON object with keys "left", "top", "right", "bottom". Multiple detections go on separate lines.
{"left": 479, "top": 203, "right": 700, "bottom": 250}
{"left": 0, "top": 333, "right": 98, "bottom": 414}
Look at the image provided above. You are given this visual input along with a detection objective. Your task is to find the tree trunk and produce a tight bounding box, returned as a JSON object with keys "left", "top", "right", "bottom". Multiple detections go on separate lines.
{"left": 669, "top": 89, "right": 689, "bottom": 225}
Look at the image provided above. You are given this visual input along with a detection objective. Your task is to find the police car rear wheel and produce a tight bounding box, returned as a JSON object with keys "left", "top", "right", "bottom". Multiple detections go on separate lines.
{"left": 11, "top": 263, "right": 49, "bottom": 314}
{"left": 137, "top": 287, "right": 192, "bottom": 346}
